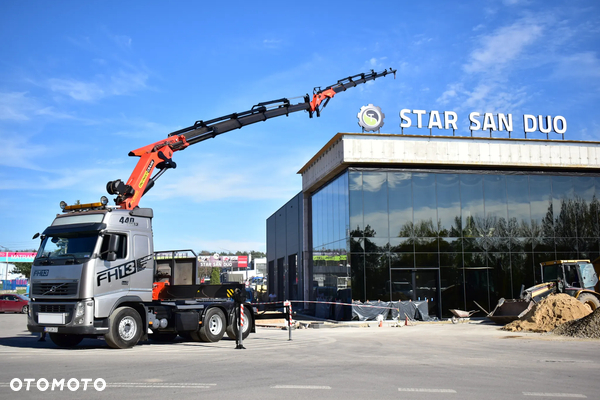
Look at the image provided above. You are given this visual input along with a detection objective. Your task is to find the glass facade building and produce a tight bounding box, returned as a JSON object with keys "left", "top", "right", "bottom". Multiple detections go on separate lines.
{"left": 312, "top": 168, "right": 600, "bottom": 319}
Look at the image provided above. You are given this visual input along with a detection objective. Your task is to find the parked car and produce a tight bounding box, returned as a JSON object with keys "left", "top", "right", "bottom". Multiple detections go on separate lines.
{"left": 0, "top": 294, "right": 29, "bottom": 313}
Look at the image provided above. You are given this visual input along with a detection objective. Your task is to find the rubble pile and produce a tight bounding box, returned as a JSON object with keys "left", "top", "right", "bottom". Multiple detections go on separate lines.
{"left": 553, "top": 308, "right": 600, "bottom": 339}
{"left": 503, "top": 294, "right": 591, "bottom": 333}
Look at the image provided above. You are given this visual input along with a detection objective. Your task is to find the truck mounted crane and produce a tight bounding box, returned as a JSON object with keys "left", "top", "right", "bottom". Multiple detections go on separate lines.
{"left": 106, "top": 68, "right": 396, "bottom": 210}
{"left": 28, "top": 69, "right": 396, "bottom": 349}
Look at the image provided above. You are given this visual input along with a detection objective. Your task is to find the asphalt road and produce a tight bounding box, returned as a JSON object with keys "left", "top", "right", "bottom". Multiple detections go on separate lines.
{"left": 0, "top": 313, "right": 598, "bottom": 400}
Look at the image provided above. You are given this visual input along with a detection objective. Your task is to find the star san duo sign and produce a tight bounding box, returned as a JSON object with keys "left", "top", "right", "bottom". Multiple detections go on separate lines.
{"left": 357, "top": 105, "right": 567, "bottom": 138}
{"left": 399, "top": 109, "right": 567, "bottom": 137}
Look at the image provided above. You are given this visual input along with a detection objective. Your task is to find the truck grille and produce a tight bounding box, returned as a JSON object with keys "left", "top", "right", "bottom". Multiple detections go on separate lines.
{"left": 31, "top": 282, "right": 78, "bottom": 296}
{"left": 39, "top": 304, "right": 67, "bottom": 313}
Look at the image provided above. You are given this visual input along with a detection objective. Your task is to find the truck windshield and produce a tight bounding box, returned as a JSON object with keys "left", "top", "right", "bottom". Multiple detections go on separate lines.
{"left": 35, "top": 234, "right": 98, "bottom": 265}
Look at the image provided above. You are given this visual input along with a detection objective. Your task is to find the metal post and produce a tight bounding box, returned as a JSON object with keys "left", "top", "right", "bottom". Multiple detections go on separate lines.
{"left": 236, "top": 303, "right": 245, "bottom": 349}
{"left": 284, "top": 300, "right": 292, "bottom": 341}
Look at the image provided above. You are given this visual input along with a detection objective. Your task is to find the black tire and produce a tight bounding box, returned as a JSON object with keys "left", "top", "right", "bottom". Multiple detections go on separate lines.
{"left": 226, "top": 306, "right": 253, "bottom": 340}
{"left": 104, "top": 306, "right": 142, "bottom": 349}
{"left": 149, "top": 332, "right": 178, "bottom": 342}
{"left": 21, "top": 305, "right": 29, "bottom": 314}
{"left": 49, "top": 333, "right": 83, "bottom": 348}
{"left": 197, "top": 308, "right": 226, "bottom": 342}
{"left": 578, "top": 293, "right": 600, "bottom": 311}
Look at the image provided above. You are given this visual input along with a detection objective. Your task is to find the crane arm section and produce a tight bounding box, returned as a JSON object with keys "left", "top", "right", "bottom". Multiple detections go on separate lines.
{"left": 107, "top": 68, "right": 396, "bottom": 209}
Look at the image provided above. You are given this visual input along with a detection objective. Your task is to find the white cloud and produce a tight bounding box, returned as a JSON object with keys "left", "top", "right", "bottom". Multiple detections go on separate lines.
{"left": 147, "top": 150, "right": 303, "bottom": 203}
{"left": 152, "top": 164, "right": 300, "bottom": 202}
{"left": 0, "top": 137, "right": 48, "bottom": 170}
{"left": 48, "top": 78, "right": 105, "bottom": 101}
{"left": 0, "top": 92, "right": 36, "bottom": 121}
{"left": 263, "top": 39, "right": 283, "bottom": 49}
{"left": 503, "top": 0, "right": 529, "bottom": 5}
{"left": 412, "top": 34, "right": 433, "bottom": 46}
{"left": 552, "top": 51, "right": 600, "bottom": 80}
{"left": 464, "top": 20, "right": 543, "bottom": 74}
{"left": 112, "top": 34, "right": 132, "bottom": 49}
{"left": 48, "top": 69, "right": 149, "bottom": 102}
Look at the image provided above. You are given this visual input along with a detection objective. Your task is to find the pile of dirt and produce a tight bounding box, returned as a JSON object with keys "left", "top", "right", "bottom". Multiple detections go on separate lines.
{"left": 553, "top": 308, "right": 600, "bottom": 339}
{"left": 503, "top": 294, "right": 591, "bottom": 333}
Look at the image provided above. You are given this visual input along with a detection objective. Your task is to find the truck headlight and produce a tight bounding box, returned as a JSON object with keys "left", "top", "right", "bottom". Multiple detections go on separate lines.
{"left": 73, "top": 302, "right": 86, "bottom": 325}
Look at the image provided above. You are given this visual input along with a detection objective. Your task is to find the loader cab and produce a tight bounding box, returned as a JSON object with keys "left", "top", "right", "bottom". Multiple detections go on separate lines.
{"left": 540, "top": 260, "right": 599, "bottom": 291}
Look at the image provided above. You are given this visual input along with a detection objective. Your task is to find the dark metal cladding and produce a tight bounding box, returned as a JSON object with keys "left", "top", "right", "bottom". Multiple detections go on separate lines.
{"left": 157, "top": 282, "right": 245, "bottom": 300}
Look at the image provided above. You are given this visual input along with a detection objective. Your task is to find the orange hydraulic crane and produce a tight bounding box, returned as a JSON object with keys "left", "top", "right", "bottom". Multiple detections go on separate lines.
{"left": 106, "top": 68, "right": 396, "bottom": 209}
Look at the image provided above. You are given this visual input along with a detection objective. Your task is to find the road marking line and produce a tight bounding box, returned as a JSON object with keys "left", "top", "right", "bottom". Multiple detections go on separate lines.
{"left": 523, "top": 393, "right": 586, "bottom": 398}
{"left": 399, "top": 388, "right": 457, "bottom": 393}
{"left": 271, "top": 385, "right": 331, "bottom": 390}
{"left": 106, "top": 383, "right": 216, "bottom": 389}
{"left": 0, "top": 382, "right": 216, "bottom": 389}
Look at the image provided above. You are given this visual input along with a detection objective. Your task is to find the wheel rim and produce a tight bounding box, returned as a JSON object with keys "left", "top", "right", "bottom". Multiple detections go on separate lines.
{"left": 118, "top": 316, "right": 137, "bottom": 341}
{"left": 208, "top": 314, "right": 223, "bottom": 334}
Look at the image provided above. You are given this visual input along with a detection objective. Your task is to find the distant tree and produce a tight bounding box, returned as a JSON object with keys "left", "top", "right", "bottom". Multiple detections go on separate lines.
{"left": 210, "top": 267, "right": 221, "bottom": 284}
{"left": 11, "top": 262, "right": 32, "bottom": 279}
{"left": 249, "top": 250, "right": 266, "bottom": 259}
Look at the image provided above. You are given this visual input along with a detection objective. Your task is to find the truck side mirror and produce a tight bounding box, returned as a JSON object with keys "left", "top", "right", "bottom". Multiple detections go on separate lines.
{"left": 106, "top": 234, "right": 119, "bottom": 262}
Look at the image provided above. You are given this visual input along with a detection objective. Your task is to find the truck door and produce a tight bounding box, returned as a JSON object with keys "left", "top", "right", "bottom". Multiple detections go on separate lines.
{"left": 94, "top": 233, "right": 131, "bottom": 314}
{"left": 127, "top": 234, "right": 154, "bottom": 302}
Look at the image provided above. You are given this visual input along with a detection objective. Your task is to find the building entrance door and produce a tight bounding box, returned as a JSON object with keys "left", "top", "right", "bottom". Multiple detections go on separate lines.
{"left": 390, "top": 268, "right": 440, "bottom": 319}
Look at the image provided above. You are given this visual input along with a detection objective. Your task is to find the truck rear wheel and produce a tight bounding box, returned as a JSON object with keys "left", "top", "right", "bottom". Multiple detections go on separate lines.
{"left": 196, "top": 307, "right": 226, "bottom": 342}
{"left": 105, "top": 306, "right": 142, "bottom": 349}
{"left": 226, "top": 306, "right": 253, "bottom": 340}
{"left": 49, "top": 333, "right": 83, "bottom": 348}
{"left": 578, "top": 293, "right": 600, "bottom": 311}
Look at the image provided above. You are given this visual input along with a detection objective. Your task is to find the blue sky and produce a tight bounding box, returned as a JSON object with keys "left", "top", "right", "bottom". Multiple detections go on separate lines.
{"left": 1, "top": 0, "right": 599, "bottom": 254}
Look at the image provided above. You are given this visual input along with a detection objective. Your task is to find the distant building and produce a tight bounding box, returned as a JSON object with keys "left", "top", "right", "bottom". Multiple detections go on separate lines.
{"left": 252, "top": 257, "right": 267, "bottom": 276}
{"left": 1, "top": 262, "right": 27, "bottom": 283}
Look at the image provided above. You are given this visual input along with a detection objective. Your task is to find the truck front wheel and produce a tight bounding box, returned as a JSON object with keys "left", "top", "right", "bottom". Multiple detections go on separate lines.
{"left": 195, "top": 308, "right": 226, "bottom": 342}
{"left": 105, "top": 306, "right": 142, "bottom": 349}
{"left": 578, "top": 293, "right": 600, "bottom": 311}
{"left": 49, "top": 333, "right": 83, "bottom": 348}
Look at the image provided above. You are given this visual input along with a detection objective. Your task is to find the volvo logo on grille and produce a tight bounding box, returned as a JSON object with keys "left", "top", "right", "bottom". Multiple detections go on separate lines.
{"left": 49, "top": 286, "right": 57, "bottom": 293}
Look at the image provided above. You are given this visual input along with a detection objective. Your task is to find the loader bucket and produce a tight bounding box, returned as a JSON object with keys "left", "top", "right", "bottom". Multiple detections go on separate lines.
{"left": 486, "top": 298, "right": 535, "bottom": 325}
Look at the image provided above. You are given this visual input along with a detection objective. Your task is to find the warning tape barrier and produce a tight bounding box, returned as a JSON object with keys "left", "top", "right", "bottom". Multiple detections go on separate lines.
{"left": 250, "top": 299, "right": 426, "bottom": 311}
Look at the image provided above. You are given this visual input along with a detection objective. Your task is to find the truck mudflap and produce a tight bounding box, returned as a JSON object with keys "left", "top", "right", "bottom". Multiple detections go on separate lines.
{"left": 486, "top": 298, "right": 535, "bottom": 325}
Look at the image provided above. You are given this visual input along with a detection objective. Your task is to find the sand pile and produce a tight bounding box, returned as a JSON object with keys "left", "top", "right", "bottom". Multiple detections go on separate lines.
{"left": 553, "top": 308, "right": 600, "bottom": 339}
{"left": 503, "top": 294, "right": 591, "bottom": 333}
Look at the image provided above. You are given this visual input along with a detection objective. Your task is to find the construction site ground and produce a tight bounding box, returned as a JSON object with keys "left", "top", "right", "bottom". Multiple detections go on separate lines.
{"left": 1, "top": 312, "right": 599, "bottom": 399}
{"left": 254, "top": 309, "right": 598, "bottom": 337}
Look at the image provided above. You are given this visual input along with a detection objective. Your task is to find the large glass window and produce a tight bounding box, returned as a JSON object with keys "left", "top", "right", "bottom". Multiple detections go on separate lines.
{"left": 389, "top": 172, "right": 412, "bottom": 238}
{"left": 413, "top": 173, "right": 437, "bottom": 237}
{"left": 362, "top": 172, "right": 389, "bottom": 238}
{"left": 311, "top": 169, "right": 600, "bottom": 319}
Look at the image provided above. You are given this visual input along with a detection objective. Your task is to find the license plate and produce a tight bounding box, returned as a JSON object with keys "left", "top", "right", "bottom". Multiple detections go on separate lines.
{"left": 38, "top": 313, "right": 66, "bottom": 324}
{"left": 44, "top": 327, "right": 58, "bottom": 333}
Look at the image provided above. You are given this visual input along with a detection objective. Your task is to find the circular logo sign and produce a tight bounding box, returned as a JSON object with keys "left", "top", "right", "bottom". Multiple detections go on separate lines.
{"left": 357, "top": 104, "right": 385, "bottom": 132}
